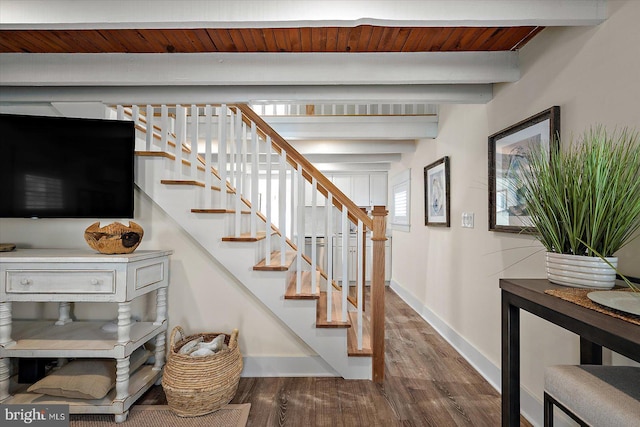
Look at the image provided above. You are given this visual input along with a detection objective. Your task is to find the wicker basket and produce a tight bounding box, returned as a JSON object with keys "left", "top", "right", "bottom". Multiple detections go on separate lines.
{"left": 162, "top": 326, "right": 242, "bottom": 417}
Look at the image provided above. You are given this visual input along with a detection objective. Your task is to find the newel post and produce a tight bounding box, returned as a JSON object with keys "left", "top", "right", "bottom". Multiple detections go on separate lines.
{"left": 371, "top": 205, "right": 388, "bottom": 383}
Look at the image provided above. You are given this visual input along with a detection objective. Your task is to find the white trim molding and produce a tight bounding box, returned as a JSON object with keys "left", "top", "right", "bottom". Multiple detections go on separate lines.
{"left": 241, "top": 356, "right": 338, "bottom": 377}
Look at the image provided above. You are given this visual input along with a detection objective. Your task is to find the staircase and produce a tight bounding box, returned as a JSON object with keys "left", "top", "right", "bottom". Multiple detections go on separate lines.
{"left": 121, "top": 103, "right": 387, "bottom": 381}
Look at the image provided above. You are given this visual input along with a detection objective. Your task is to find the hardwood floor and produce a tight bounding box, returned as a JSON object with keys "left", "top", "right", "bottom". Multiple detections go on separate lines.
{"left": 139, "top": 287, "right": 532, "bottom": 426}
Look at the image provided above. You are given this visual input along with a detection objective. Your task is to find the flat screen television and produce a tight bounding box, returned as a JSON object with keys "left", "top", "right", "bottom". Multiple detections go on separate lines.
{"left": 0, "top": 113, "right": 135, "bottom": 218}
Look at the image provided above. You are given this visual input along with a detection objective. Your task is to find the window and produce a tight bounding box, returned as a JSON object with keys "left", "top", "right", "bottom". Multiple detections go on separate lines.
{"left": 390, "top": 169, "right": 411, "bottom": 232}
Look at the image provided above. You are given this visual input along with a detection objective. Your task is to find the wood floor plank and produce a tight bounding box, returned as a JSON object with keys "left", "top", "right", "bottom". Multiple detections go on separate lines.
{"left": 137, "top": 288, "right": 533, "bottom": 426}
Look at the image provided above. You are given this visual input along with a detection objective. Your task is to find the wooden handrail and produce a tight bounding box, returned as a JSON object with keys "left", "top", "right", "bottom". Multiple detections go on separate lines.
{"left": 233, "top": 104, "right": 373, "bottom": 230}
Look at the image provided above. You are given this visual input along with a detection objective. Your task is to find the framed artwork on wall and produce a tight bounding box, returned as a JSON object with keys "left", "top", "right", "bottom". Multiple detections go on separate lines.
{"left": 488, "top": 106, "right": 560, "bottom": 233}
{"left": 424, "top": 156, "right": 450, "bottom": 227}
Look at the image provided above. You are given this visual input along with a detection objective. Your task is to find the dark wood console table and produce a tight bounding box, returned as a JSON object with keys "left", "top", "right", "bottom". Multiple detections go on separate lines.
{"left": 500, "top": 278, "right": 640, "bottom": 427}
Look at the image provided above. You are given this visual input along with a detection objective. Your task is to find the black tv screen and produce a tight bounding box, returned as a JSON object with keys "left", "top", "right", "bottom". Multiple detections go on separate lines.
{"left": 0, "top": 113, "right": 135, "bottom": 218}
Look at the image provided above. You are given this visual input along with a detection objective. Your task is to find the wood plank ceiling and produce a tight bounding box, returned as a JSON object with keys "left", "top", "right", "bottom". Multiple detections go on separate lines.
{"left": 0, "top": 26, "right": 542, "bottom": 53}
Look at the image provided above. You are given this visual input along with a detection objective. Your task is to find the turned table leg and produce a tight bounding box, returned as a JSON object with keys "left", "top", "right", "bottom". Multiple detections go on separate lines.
{"left": 54, "top": 302, "right": 73, "bottom": 325}
{"left": 153, "top": 286, "right": 167, "bottom": 326}
{"left": 115, "top": 356, "right": 130, "bottom": 401}
{"left": 0, "top": 302, "right": 15, "bottom": 347}
{"left": 0, "top": 357, "right": 10, "bottom": 402}
{"left": 153, "top": 332, "right": 166, "bottom": 372}
{"left": 117, "top": 302, "right": 132, "bottom": 343}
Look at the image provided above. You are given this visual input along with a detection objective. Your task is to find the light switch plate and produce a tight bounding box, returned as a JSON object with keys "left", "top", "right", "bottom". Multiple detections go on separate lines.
{"left": 462, "top": 212, "right": 474, "bottom": 228}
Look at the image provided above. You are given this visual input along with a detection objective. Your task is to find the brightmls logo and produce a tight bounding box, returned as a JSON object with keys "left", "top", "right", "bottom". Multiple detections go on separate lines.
{"left": 2, "top": 405, "right": 68, "bottom": 426}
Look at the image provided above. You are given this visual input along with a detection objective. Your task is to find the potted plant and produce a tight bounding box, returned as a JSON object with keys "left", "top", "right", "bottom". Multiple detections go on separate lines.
{"left": 517, "top": 126, "right": 640, "bottom": 289}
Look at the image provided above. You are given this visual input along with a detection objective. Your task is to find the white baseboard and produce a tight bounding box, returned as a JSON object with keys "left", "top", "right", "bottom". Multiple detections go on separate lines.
{"left": 389, "top": 280, "right": 549, "bottom": 427}
{"left": 241, "top": 356, "right": 338, "bottom": 377}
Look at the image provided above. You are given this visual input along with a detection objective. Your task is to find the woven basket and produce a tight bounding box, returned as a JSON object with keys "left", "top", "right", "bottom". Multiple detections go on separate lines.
{"left": 162, "top": 326, "right": 242, "bottom": 417}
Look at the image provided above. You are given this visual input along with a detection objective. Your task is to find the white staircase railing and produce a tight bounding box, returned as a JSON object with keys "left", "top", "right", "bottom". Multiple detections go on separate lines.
{"left": 119, "top": 103, "right": 387, "bottom": 381}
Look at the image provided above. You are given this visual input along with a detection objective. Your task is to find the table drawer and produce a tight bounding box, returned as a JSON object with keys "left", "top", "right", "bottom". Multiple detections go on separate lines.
{"left": 6, "top": 270, "right": 116, "bottom": 294}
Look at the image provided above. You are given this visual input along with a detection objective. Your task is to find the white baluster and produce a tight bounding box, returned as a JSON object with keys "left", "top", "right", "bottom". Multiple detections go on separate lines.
{"left": 228, "top": 110, "right": 235, "bottom": 188}
{"left": 190, "top": 104, "right": 198, "bottom": 179}
{"left": 290, "top": 161, "right": 296, "bottom": 243}
{"left": 116, "top": 105, "right": 124, "bottom": 120}
{"left": 265, "top": 136, "right": 272, "bottom": 265}
{"left": 242, "top": 120, "right": 248, "bottom": 199}
{"left": 204, "top": 105, "right": 213, "bottom": 207}
{"left": 311, "top": 177, "right": 318, "bottom": 295}
{"left": 174, "top": 105, "right": 184, "bottom": 179}
{"left": 145, "top": 105, "right": 154, "bottom": 151}
{"left": 326, "top": 194, "right": 333, "bottom": 322}
{"left": 218, "top": 105, "right": 228, "bottom": 210}
{"left": 279, "top": 149, "right": 287, "bottom": 265}
{"left": 357, "top": 218, "right": 364, "bottom": 350}
{"left": 132, "top": 105, "right": 139, "bottom": 128}
{"left": 160, "top": 104, "right": 168, "bottom": 153}
{"left": 342, "top": 207, "right": 349, "bottom": 322}
{"left": 234, "top": 111, "right": 242, "bottom": 237}
{"left": 296, "top": 163, "right": 303, "bottom": 294}
{"left": 250, "top": 122, "right": 258, "bottom": 238}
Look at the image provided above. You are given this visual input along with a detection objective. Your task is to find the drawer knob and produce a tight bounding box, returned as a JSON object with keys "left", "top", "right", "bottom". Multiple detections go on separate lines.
{"left": 90, "top": 278, "right": 100, "bottom": 285}
{"left": 20, "top": 278, "right": 32, "bottom": 286}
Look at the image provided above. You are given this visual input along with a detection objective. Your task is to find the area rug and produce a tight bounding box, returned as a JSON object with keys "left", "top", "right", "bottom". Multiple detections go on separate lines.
{"left": 70, "top": 404, "right": 251, "bottom": 427}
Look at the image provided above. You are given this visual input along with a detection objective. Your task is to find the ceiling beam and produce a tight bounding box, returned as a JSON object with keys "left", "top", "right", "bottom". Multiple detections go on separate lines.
{"left": 0, "top": 52, "right": 518, "bottom": 86}
{"left": 0, "top": 84, "right": 492, "bottom": 105}
{"left": 293, "top": 140, "right": 416, "bottom": 155}
{"left": 268, "top": 115, "right": 438, "bottom": 140}
{"left": 303, "top": 153, "right": 402, "bottom": 164}
{"left": 0, "top": 1, "right": 607, "bottom": 28}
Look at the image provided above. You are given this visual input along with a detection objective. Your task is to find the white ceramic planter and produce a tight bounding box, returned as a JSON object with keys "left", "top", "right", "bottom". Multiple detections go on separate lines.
{"left": 546, "top": 252, "right": 618, "bottom": 289}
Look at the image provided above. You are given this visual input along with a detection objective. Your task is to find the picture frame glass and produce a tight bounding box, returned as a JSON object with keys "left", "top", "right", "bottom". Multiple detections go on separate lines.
{"left": 424, "top": 156, "right": 450, "bottom": 227}
{"left": 494, "top": 119, "right": 550, "bottom": 228}
{"left": 488, "top": 106, "right": 559, "bottom": 233}
{"left": 427, "top": 163, "right": 446, "bottom": 222}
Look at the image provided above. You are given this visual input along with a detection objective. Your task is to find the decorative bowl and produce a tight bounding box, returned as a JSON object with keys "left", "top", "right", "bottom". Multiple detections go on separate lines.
{"left": 84, "top": 221, "right": 144, "bottom": 254}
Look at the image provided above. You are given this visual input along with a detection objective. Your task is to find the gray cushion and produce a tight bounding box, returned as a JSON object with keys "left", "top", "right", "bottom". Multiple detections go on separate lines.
{"left": 27, "top": 347, "right": 150, "bottom": 400}
{"left": 545, "top": 365, "right": 640, "bottom": 427}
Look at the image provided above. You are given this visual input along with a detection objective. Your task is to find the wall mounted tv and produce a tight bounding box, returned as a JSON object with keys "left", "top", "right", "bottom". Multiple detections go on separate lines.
{"left": 0, "top": 113, "right": 135, "bottom": 219}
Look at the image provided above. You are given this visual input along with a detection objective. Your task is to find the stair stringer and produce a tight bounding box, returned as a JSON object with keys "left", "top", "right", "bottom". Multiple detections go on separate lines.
{"left": 136, "top": 155, "right": 372, "bottom": 379}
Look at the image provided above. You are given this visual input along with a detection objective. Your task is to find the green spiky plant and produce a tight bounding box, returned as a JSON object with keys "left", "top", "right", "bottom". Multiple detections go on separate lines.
{"left": 517, "top": 126, "right": 640, "bottom": 291}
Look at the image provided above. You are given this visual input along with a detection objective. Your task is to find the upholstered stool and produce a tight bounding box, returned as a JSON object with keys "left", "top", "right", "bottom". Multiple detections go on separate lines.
{"left": 544, "top": 365, "right": 640, "bottom": 427}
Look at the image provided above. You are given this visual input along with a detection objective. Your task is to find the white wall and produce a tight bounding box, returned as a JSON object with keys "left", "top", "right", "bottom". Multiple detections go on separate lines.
{"left": 389, "top": 0, "right": 640, "bottom": 424}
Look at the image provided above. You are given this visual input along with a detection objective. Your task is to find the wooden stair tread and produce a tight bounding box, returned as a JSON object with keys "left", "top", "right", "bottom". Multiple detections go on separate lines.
{"left": 254, "top": 250, "right": 296, "bottom": 271}
{"left": 316, "top": 291, "right": 351, "bottom": 328}
{"left": 161, "top": 179, "right": 221, "bottom": 191}
{"left": 191, "top": 208, "right": 250, "bottom": 214}
{"left": 136, "top": 150, "right": 174, "bottom": 159}
{"left": 284, "top": 271, "right": 321, "bottom": 299}
{"left": 222, "top": 231, "right": 269, "bottom": 242}
{"left": 347, "top": 311, "right": 372, "bottom": 357}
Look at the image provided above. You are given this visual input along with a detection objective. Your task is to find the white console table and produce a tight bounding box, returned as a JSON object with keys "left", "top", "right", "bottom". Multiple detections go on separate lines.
{"left": 0, "top": 248, "right": 172, "bottom": 423}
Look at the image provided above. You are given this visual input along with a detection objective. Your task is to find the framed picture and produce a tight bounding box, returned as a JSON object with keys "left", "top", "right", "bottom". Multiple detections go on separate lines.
{"left": 424, "top": 156, "right": 450, "bottom": 227}
{"left": 488, "top": 106, "right": 560, "bottom": 233}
